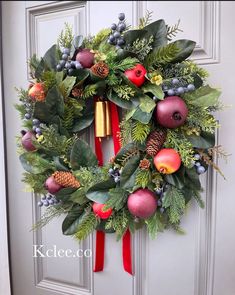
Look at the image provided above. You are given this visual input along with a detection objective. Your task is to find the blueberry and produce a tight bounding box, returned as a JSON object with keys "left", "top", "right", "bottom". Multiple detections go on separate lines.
{"left": 46, "top": 194, "right": 52, "bottom": 200}
{"left": 109, "top": 34, "right": 115, "bottom": 42}
{"left": 43, "top": 200, "right": 49, "bottom": 207}
{"left": 63, "top": 48, "right": 70, "bottom": 55}
{"left": 157, "top": 200, "right": 162, "bottom": 206}
{"left": 62, "top": 53, "right": 68, "bottom": 60}
{"left": 108, "top": 168, "right": 114, "bottom": 175}
{"left": 187, "top": 84, "right": 195, "bottom": 91}
{"left": 184, "top": 87, "right": 189, "bottom": 93}
{"left": 33, "top": 126, "right": 37, "bottom": 132}
{"left": 41, "top": 195, "right": 46, "bottom": 200}
{"left": 56, "top": 64, "right": 62, "bottom": 71}
{"left": 118, "top": 23, "right": 126, "bottom": 32}
{"left": 194, "top": 154, "right": 201, "bottom": 160}
{"left": 37, "top": 201, "right": 43, "bottom": 207}
{"left": 155, "top": 188, "right": 162, "bottom": 196}
{"left": 35, "top": 127, "right": 41, "bottom": 135}
{"left": 177, "top": 87, "right": 184, "bottom": 94}
{"left": 117, "top": 38, "right": 125, "bottom": 46}
{"left": 195, "top": 162, "right": 201, "bottom": 167}
{"left": 24, "top": 113, "right": 31, "bottom": 120}
{"left": 160, "top": 207, "right": 165, "bottom": 214}
{"left": 75, "top": 61, "right": 82, "bottom": 69}
{"left": 153, "top": 96, "right": 157, "bottom": 101}
{"left": 114, "top": 176, "right": 120, "bottom": 183}
{"left": 167, "top": 89, "right": 175, "bottom": 96}
{"left": 54, "top": 198, "right": 59, "bottom": 204}
{"left": 196, "top": 165, "right": 206, "bottom": 174}
{"left": 172, "top": 78, "right": 179, "bottom": 85}
{"left": 163, "top": 85, "right": 168, "bottom": 91}
{"left": 65, "top": 62, "right": 71, "bottom": 69}
{"left": 118, "top": 13, "right": 125, "bottom": 21}
{"left": 68, "top": 68, "right": 74, "bottom": 76}
{"left": 48, "top": 199, "right": 54, "bottom": 205}
{"left": 113, "top": 31, "right": 121, "bottom": 38}
{"left": 111, "top": 23, "right": 117, "bottom": 30}
{"left": 32, "top": 118, "right": 40, "bottom": 126}
{"left": 59, "top": 60, "right": 66, "bottom": 67}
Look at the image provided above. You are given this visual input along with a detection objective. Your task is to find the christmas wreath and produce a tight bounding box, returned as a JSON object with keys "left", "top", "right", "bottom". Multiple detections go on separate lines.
{"left": 16, "top": 12, "right": 226, "bottom": 274}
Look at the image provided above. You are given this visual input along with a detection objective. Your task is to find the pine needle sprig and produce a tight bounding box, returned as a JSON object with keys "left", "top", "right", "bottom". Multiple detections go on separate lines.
{"left": 166, "top": 19, "right": 183, "bottom": 41}
{"left": 145, "top": 212, "right": 165, "bottom": 239}
{"left": 104, "top": 188, "right": 128, "bottom": 211}
{"left": 111, "top": 57, "right": 139, "bottom": 72}
{"left": 135, "top": 168, "right": 151, "bottom": 188}
{"left": 125, "top": 36, "right": 154, "bottom": 61}
{"left": 162, "top": 186, "right": 186, "bottom": 224}
{"left": 74, "top": 212, "right": 98, "bottom": 241}
{"left": 82, "top": 84, "right": 98, "bottom": 99}
{"left": 119, "top": 119, "right": 133, "bottom": 146}
{"left": 138, "top": 10, "right": 153, "bottom": 29}
{"left": 57, "top": 23, "right": 74, "bottom": 49}
{"left": 132, "top": 121, "right": 151, "bottom": 143}
{"left": 113, "top": 85, "right": 135, "bottom": 100}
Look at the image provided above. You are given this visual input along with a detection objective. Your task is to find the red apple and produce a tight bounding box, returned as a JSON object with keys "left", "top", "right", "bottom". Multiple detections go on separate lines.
{"left": 75, "top": 48, "right": 95, "bottom": 68}
{"left": 155, "top": 96, "right": 188, "bottom": 128}
{"left": 92, "top": 203, "right": 112, "bottom": 219}
{"left": 127, "top": 189, "right": 157, "bottom": 219}
{"left": 124, "top": 64, "right": 147, "bottom": 87}
{"left": 45, "top": 176, "right": 63, "bottom": 194}
{"left": 28, "top": 83, "right": 46, "bottom": 102}
{"left": 21, "top": 131, "right": 36, "bottom": 151}
{"left": 154, "top": 148, "right": 181, "bottom": 174}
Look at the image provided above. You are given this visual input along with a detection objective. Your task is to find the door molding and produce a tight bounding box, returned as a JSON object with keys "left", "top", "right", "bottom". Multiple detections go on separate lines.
{"left": 0, "top": 3, "right": 11, "bottom": 295}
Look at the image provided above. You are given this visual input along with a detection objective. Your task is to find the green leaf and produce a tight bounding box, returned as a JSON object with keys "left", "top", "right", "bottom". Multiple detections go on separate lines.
{"left": 165, "top": 167, "right": 186, "bottom": 189}
{"left": 86, "top": 178, "right": 116, "bottom": 203}
{"left": 56, "top": 71, "right": 64, "bottom": 84}
{"left": 107, "top": 90, "right": 140, "bottom": 109}
{"left": 33, "top": 102, "right": 54, "bottom": 123}
{"left": 35, "top": 58, "right": 45, "bottom": 79}
{"left": 184, "top": 85, "right": 221, "bottom": 108}
{"left": 55, "top": 187, "right": 77, "bottom": 202}
{"left": 62, "top": 206, "right": 88, "bottom": 235}
{"left": 72, "top": 114, "right": 94, "bottom": 132}
{"left": 168, "top": 39, "right": 196, "bottom": 63}
{"left": 145, "top": 212, "right": 165, "bottom": 239}
{"left": 144, "top": 19, "right": 168, "bottom": 48}
{"left": 43, "top": 44, "right": 59, "bottom": 70}
{"left": 73, "top": 35, "right": 83, "bottom": 48}
{"left": 53, "top": 156, "right": 69, "bottom": 171}
{"left": 115, "top": 142, "right": 138, "bottom": 163}
{"left": 73, "top": 69, "right": 90, "bottom": 85}
{"left": 132, "top": 106, "right": 154, "bottom": 124}
{"left": 19, "top": 152, "right": 52, "bottom": 174}
{"left": 70, "top": 139, "right": 98, "bottom": 170}
{"left": 104, "top": 187, "right": 128, "bottom": 211}
{"left": 45, "top": 86, "right": 64, "bottom": 117}
{"left": 123, "top": 29, "right": 147, "bottom": 45}
{"left": 70, "top": 188, "right": 88, "bottom": 205}
{"left": 184, "top": 168, "right": 202, "bottom": 191}
{"left": 142, "top": 83, "right": 164, "bottom": 100}
{"left": 120, "top": 155, "right": 140, "bottom": 190}
{"left": 186, "top": 132, "right": 215, "bottom": 149}
{"left": 139, "top": 94, "right": 156, "bottom": 113}
{"left": 59, "top": 76, "right": 76, "bottom": 98}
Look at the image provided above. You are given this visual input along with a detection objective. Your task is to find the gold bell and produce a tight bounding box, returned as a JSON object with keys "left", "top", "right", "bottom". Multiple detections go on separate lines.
{"left": 105, "top": 101, "right": 112, "bottom": 136}
{"left": 95, "top": 101, "right": 107, "bottom": 137}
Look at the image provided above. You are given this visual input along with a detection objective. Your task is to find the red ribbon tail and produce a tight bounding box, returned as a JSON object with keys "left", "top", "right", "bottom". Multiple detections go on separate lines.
{"left": 95, "top": 136, "right": 103, "bottom": 166}
{"left": 93, "top": 230, "right": 105, "bottom": 272}
{"left": 110, "top": 102, "right": 121, "bottom": 154}
{"left": 122, "top": 229, "right": 133, "bottom": 275}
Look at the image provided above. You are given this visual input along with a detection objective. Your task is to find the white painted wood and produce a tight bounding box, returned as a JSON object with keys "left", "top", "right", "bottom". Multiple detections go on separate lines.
{"left": 0, "top": 4, "right": 11, "bottom": 294}
{"left": 2, "top": 1, "right": 235, "bottom": 295}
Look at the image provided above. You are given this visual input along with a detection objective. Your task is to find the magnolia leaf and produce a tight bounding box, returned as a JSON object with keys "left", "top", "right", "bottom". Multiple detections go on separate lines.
{"left": 86, "top": 178, "right": 116, "bottom": 203}
{"left": 107, "top": 90, "right": 140, "bottom": 109}
{"left": 120, "top": 155, "right": 140, "bottom": 190}
{"left": 139, "top": 94, "right": 156, "bottom": 113}
{"left": 132, "top": 107, "right": 154, "bottom": 124}
{"left": 168, "top": 39, "right": 196, "bottom": 63}
{"left": 123, "top": 29, "right": 147, "bottom": 45}
{"left": 73, "top": 69, "right": 90, "bottom": 85}
{"left": 165, "top": 167, "right": 186, "bottom": 189}
{"left": 62, "top": 206, "right": 88, "bottom": 235}
{"left": 70, "top": 139, "right": 98, "bottom": 170}
{"left": 53, "top": 156, "right": 69, "bottom": 171}
{"left": 19, "top": 153, "right": 52, "bottom": 174}
{"left": 142, "top": 83, "right": 164, "bottom": 100}
{"left": 184, "top": 168, "right": 202, "bottom": 191}
{"left": 43, "top": 44, "right": 59, "bottom": 70}
{"left": 59, "top": 76, "right": 76, "bottom": 98}
{"left": 45, "top": 86, "right": 64, "bottom": 117}
{"left": 35, "top": 58, "right": 45, "bottom": 79}
{"left": 73, "top": 35, "right": 83, "bottom": 49}
{"left": 55, "top": 187, "right": 77, "bottom": 201}
{"left": 186, "top": 132, "right": 215, "bottom": 149}
{"left": 184, "top": 85, "right": 221, "bottom": 108}
{"left": 72, "top": 114, "right": 94, "bottom": 133}
{"left": 144, "top": 19, "right": 168, "bottom": 48}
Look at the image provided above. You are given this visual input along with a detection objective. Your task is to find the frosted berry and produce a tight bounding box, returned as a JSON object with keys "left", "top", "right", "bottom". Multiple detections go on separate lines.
{"left": 62, "top": 53, "right": 68, "bottom": 60}
{"left": 118, "top": 13, "right": 125, "bottom": 21}
{"left": 56, "top": 65, "right": 62, "bottom": 71}
{"left": 63, "top": 48, "right": 70, "bottom": 55}
{"left": 118, "top": 23, "right": 126, "bottom": 32}
{"left": 75, "top": 61, "right": 82, "bottom": 69}
{"left": 194, "top": 154, "right": 201, "bottom": 160}
{"left": 111, "top": 23, "right": 117, "bottom": 30}
{"left": 117, "top": 38, "right": 125, "bottom": 46}
{"left": 187, "top": 84, "right": 195, "bottom": 91}
{"left": 172, "top": 78, "right": 179, "bottom": 85}
{"left": 24, "top": 113, "right": 31, "bottom": 120}
{"left": 32, "top": 119, "right": 40, "bottom": 126}
{"left": 113, "top": 31, "right": 120, "bottom": 38}
{"left": 37, "top": 201, "right": 43, "bottom": 207}
{"left": 59, "top": 60, "right": 66, "bottom": 66}
{"left": 177, "top": 87, "right": 184, "bottom": 94}
{"left": 197, "top": 166, "right": 206, "bottom": 174}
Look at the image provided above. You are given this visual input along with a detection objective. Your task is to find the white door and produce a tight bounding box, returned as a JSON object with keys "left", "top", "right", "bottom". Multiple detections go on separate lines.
{"left": 2, "top": 1, "right": 235, "bottom": 295}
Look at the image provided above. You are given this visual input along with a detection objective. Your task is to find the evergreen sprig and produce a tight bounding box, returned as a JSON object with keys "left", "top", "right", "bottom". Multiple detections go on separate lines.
{"left": 145, "top": 212, "right": 165, "bottom": 239}
{"left": 113, "top": 85, "right": 135, "bottom": 100}
{"left": 162, "top": 186, "right": 186, "bottom": 224}
{"left": 138, "top": 10, "right": 153, "bottom": 29}
{"left": 135, "top": 168, "right": 151, "bottom": 188}
{"left": 132, "top": 121, "right": 151, "bottom": 143}
{"left": 74, "top": 212, "right": 98, "bottom": 240}
{"left": 104, "top": 188, "right": 128, "bottom": 211}
{"left": 57, "top": 23, "right": 73, "bottom": 49}
{"left": 166, "top": 20, "right": 183, "bottom": 41}
{"left": 126, "top": 36, "right": 154, "bottom": 61}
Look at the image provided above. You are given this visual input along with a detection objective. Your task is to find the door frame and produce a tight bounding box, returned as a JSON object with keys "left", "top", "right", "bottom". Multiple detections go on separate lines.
{"left": 0, "top": 3, "right": 11, "bottom": 295}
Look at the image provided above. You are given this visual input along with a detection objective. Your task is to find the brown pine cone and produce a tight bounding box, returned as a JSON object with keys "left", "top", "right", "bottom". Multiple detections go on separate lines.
{"left": 146, "top": 129, "right": 167, "bottom": 157}
{"left": 72, "top": 87, "right": 83, "bottom": 97}
{"left": 90, "top": 61, "right": 109, "bottom": 78}
{"left": 139, "top": 158, "right": 150, "bottom": 170}
{"left": 52, "top": 171, "right": 80, "bottom": 188}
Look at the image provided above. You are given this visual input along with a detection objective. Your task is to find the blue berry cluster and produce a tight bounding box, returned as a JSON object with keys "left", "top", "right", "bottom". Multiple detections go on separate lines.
{"left": 193, "top": 154, "right": 206, "bottom": 175}
{"left": 108, "top": 167, "right": 121, "bottom": 183}
{"left": 56, "top": 47, "right": 83, "bottom": 75}
{"left": 108, "top": 13, "right": 126, "bottom": 49}
{"left": 163, "top": 78, "right": 195, "bottom": 96}
{"left": 37, "top": 194, "right": 60, "bottom": 207}
{"left": 155, "top": 184, "right": 170, "bottom": 214}
{"left": 24, "top": 102, "right": 33, "bottom": 121}
{"left": 24, "top": 105, "right": 42, "bottom": 137}
{"left": 32, "top": 118, "right": 42, "bottom": 136}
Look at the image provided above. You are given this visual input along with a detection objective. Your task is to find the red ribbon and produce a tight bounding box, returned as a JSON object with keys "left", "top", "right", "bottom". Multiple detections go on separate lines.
{"left": 93, "top": 101, "right": 133, "bottom": 275}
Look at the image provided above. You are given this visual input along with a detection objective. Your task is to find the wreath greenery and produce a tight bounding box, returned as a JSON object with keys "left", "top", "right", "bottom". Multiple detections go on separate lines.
{"left": 16, "top": 12, "right": 227, "bottom": 242}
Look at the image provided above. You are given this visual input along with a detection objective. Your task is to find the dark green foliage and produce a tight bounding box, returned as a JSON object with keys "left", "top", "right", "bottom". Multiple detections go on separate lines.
{"left": 104, "top": 188, "right": 128, "bottom": 211}
{"left": 74, "top": 212, "right": 98, "bottom": 241}
{"left": 145, "top": 212, "right": 165, "bottom": 239}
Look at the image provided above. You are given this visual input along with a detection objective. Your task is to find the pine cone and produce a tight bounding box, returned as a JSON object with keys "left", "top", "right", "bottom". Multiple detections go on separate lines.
{"left": 146, "top": 129, "right": 167, "bottom": 157}
{"left": 90, "top": 61, "right": 109, "bottom": 78}
{"left": 52, "top": 171, "right": 80, "bottom": 188}
{"left": 72, "top": 87, "right": 83, "bottom": 97}
{"left": 139, "top": 158, "right": 150, "bottom": 170}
